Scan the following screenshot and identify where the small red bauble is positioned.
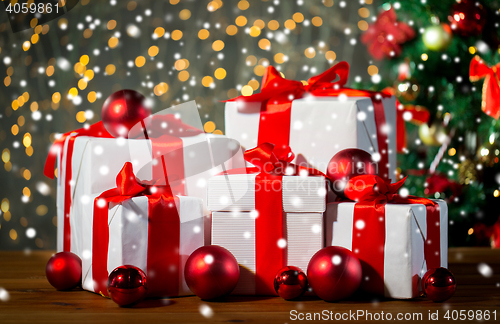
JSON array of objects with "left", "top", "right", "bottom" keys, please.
[
  {"left": 448, "top": 0, "right": 487, "bottom": 37},
  {"left": 101, "top": 89, "right": 152, "bottom": 138},
  {"left": 307, "top": 246, "right": 362, "bottom": 302},
  {"left": 326, "top": 149, "right": 378, "bottom": 197},
  {"left": 107, "top": 265, "right": 148, "bottom": 307},
  {"left": 274, "top": 266, "right": 308, "bottom": 300},
  {"left": 422, "top": 267, "right": 457, "bottom": 302},
  {"left": 46, "top": 251, "right": 82, "bottom": 290},
  {"left": 184, "top": 245, "right": 239, "bottom": 300}
]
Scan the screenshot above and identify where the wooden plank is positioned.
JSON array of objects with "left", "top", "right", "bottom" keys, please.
[{"left": 0, "top": 249, "right": 499, "bottom": 323}]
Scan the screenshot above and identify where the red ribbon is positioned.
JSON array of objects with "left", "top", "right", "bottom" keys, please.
[
  {"left": 344, "top": 175, "right": 442, "bottom": 295},
  {"left": 44, "top": 116, "right": 202, "bottom": 252},
  {"left": 225, "top": 62, "right": 392, "bottom": 179},
  {"left": 470, "top": 56, "right": 500, "bottom": 120},
  {"left": 221, "top": 143, "right": 324, "bottom": 295},
  {"left": 43, "top": 122, "right": 113, "bottom": 251},
  {"left": 92, "top": 162, "right": 180, "bottom": 297}
]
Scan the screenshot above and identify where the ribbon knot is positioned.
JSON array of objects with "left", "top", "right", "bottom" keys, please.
[
  {"left": 344, "top": 174, "right": 407, "bottom": 204},
  {"left": 244, "top": 143, "right": 295, "bottom": 173},
  {"left": 469, "top": 55, "right": 500, "bottom": 120}
]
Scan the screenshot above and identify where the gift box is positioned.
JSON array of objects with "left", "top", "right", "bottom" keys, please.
[
  {"left": 207, "top": 143, "right": 326, "bottom": 295},
  {"left": 224, "top": 62, "right": 397, "bottom": 183},
  {"left": 324, "top": 175, "right": 448, "bottom": 299},
  {"left": 46, "top": 116, "right": 243, "bottom": 256},
  {"left": 81, "top": 163, "right": 205, "bottom": 297}
]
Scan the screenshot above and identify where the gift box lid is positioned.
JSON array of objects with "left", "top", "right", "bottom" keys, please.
[{"left": 207, "top": 173, "right": 326, "bottom": 213}]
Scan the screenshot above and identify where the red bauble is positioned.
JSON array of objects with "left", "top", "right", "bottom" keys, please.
[
  {"left": 422, "top": 268, "right": 457, "bottom": 302},
  {"left": 274, "top": 266, "right": 308, "bottom": 300},
  {"left": 448, "top": 0, "right": 487, "bottom": 37},
  {"left": 45, "top": 252, "right": 82, "bottom": 290},
  {"left": 107, "top": 265, "right": 147, "bottom": 307},
  {"left": 101, "top": 89, "right": 152, "bottom": 138},
  {"left": 184, "top": 246, "right": 239, "bottom": 300},
  {"left": 326, "top": 149, "right": 378, "bottom": 197},
  {"left": 307, "top": 246, "right": 362, "bottom": 302}
]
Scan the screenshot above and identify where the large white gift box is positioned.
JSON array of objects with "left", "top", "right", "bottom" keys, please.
[
  {"left": 207, "top": 173, "right": 326, "bottom": 295},
  {"left": 325, "top": 200, "right": 448, "bottom": 299},
  {"left": 81, "top": 193, "right": 204, "bottom": 297},
  {"left": 55, "top": 132, "right": 243, "bottom": 256},
  {"left": 225, "top": 95, "right": 397, "bottom": 181}
]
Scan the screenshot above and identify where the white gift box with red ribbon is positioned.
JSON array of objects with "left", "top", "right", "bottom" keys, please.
[
  {"left": 224, "top": 63, "right": 397, "bottom": 185},
  {"left": 55, "top": 133, "right": 243, "bottom": 257},
  {"left": 207, "top": 173, "right": 326, "bottom": 295},
  {"left": 325, "top": 200, "right": 448, "bottom": 299},
  {"left": 80, "top": 194, "right": 204, "bottom": 297}
]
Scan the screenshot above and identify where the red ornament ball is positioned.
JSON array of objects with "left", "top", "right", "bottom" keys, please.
[
  {"left": 274, "top": 266, "right": 308, "bottom": 300},
  {"left": 448, "top": 0, "right": 487, "bottom": 37},
  {"left": 422, "top": 267, "right": 457, "bottom": 302},
  {"left": 107, "top": 265, "right": 148, "bottom": 307},
  {"left": 45, "top": 252, "right": 82, "bottom": 290},
  {"left": 326, "top": 149, "right": 378, "bottom": 197},
  {"left": 184, "top": 245, "right": 240, "bottom": 300},
  {"left": 307, "top": 246, "right": 362, "bottom": 302},
  {"left": 101, "top": 89, "right": 152, "bottom": 138}
]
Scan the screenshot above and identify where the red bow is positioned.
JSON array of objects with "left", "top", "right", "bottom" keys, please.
[
  {"left": 99, "top": 162, "right": 171, "bottom": 201},
  {"left": 469, "top": 56, "right": 500, "bottom": 119},
  {"left": 361, "top": 7, "right": 415, "bottom": 60},
  {"left": 240, "top": 143, "right": 324, "bottom": 177},
  {"left": 344, "top": 174, "right": 407, "bottom": 204},
  {"left": 227, "top": 61, "right": 387, "bottom": 110}
]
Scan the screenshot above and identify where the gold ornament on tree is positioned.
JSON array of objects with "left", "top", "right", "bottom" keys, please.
[
  {"left": 419, "top": 121, "right": 448, "bottom": 146},
  {"left": 422, "top": 23, "right": 453, "bottom": 51},
  {"left": 458, "top": 159, "right": 477, "bottom": 185}
]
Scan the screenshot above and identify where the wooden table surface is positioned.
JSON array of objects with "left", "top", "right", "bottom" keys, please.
[{"left": 0, "top": 248, "right": 499, "bottom": 323}]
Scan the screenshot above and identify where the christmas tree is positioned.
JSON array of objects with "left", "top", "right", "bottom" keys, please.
[{"left": 361, "top": 0, "right": 500, "bottom": 246}]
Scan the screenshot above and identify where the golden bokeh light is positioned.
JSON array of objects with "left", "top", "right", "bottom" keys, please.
[
  {"left": 148, "top": 46, "right": 159, "bottom": 57},
  {"left": 135, "top": 56, "right": 146, "bottom": 67},
  {"left": 284, "top": 19, "right": 296, "bottom": 30},
  {"left": 154, "top": 27, "right": 165, "bottom": 38},
  {"left": 105, "top": 64, "right": 116, "bottom": 75},
  {"left": 268, "top": 20, "right": 279, "bottom": 30},
  {"left": 293, "top": 12, "right": 304, "bottom": 23},
  {"left": 202, "top": 76, "right": 214, "bottom": 87},
  {"left": 179, "top": 9, "right": 191, "bottom": 20},
  {"left": 172, "top": 30, "right": 183, "bottom": 40},
  {"left": 367, "top": 65, "right": 379, "bottom": 76},
  {"left": 198, "top": 29, "right": 210, "bottom": 40},
  {"left": 358, "top": 20, "right": 369, "bottom": 31},
  {"left": 226, "top": 25, "right": 238, "bottom": 36},
  {"left": 108, "top": 36, "right": 119, "bottom": 48},
  {"left": 325, "top": 50, "right": 337, "bottom": 61},
  {"left": 312, "top": 16, "right": 323, "bottom": 27},
  {"left": 249, "top": 26, "right": 261, "bottom": 37},
  {"left": 88, "top": 91, "right": 97, "bottom": 103},
  {"left": 204, "top": 121, "right": 216, "bottom": 133},
  {"left": 76, "top": 111, "right": 86, "bottom": 123},
  {"left": 238, "top": 0, "right": 249, "bottom": 10},
  {"left": 258, "top": 38, "right": 271, "bottom": 50},
  {"left": 235, "top": 16, "right": 247, "bottom": 26},
  {"left": 248, "top": 79, "right": 259, "bottom": 90},
  {"left": 178, "top": 70, "right": 190, "bottom": 82},
  {"left": 212, "top": 40, "right": 225, "bottom": 51},
  {"left": 214, "top": 68, "right": 227, "bottom": 80},
  {"left": 241, "top": 85, "right": 254, "bottom": 96},
  {"left": 305, "top": 47, "right": 316, "bottom": 58}
]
